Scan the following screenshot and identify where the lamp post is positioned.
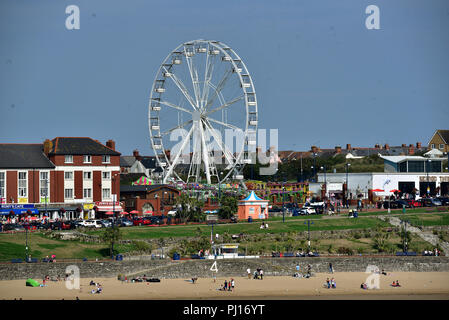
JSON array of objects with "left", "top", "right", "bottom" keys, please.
[
  {"left": 426, "top": 159, "right": 431, "bottom": 197},
  {"left": 345, "top": 163, "right": 351, "bottom": 209},
  {"left": 313, "top": 153, "right": 317, "bottom": 182},
  {"left": 400, "top": 219, "right": 409, "bottom": 253},
  {"left": 304, "top": 220, "right": 314, "bottom": 253},
  {"left": 111, "top": 172, "right": 120, "bottom": 259},
  {"left": 282, "top": 185, "right": 286, "bottom": 223},
  {"left": 320, "top": 165, "right": 327, "bottom": 214}
]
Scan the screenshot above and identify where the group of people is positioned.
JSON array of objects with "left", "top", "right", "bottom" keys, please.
[
  {"left": 247, "top": 268, "right": 264, "bottom": 280},
  {"left": 43, "top": 255, "right": 57, "bottom": 263},
  {"left": 89, "top": 280, "right": 103, "bottom": 294},
  {"left": 391, "top": 280, "right": 401, "bottom": 287},
  {"left": 423, "top": 248, "right": 441, "bottom": 256},
  {"left": 293, "top": 264, "right": 313, "bottom": 278},
  {"left": 260, "top": 222, "right": 269, "bottom": 229},
  {"left": 325, "top": 278, "right": 336, "bottom": 289},
  {"left": 218, "top": 279, "right": 235, "bottom": 291}
]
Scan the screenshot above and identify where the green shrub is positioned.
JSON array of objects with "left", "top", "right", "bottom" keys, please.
[
  {"left": 131, "top": 240, "right": 151, "bottom": 253},
  {"left": 337, "top": 247, "right": 353, "bottom": 255}
]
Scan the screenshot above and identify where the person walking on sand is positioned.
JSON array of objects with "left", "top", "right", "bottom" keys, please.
[
  {"left": 224, "top": 280, "right": 228, "bottom": 291},
  {"left": 260, "top": 269, "right": 264, "bottom": 280},
  {"left": 231, "top": 279, "right": 235, "bottom": 291},
  {"left": 247, "top": 268, "right": 251, "bottom": 279},
  {"left": 329, "top": 262, "right": 333, "bottom": 274}
]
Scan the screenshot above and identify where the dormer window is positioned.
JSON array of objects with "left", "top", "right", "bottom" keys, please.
[
  {"left": 102, "top": 155, "right": 110, "bottom": 164},
  {"left": 65, "top": 155, "right": 73, "bottom": 163}
]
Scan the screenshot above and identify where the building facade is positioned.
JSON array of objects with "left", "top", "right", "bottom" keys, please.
[{"left": 0, "top": 138, "right": 121, "bottom": 220}]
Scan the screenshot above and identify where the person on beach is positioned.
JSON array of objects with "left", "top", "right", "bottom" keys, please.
[
  {"left": 260, "top": 269, "right": 264, "bottom": 280},
  {"left": 224, "top": 280, "right": 228, "bottom": 291},
  {"left": 381, "top": 269, "right": 387, "bottom": 276},
  {"left": 326, "top": 278, "right": 330, "bottom": 289},
  {"left": 331, "top": 278, "right": 336, "bottom": 288},
  {"left": 231, "top": 279, "right": 235, "bottom": 291},
  {"left": 228, "top": 280, "right": 232, "bottom": 291},
  {"left": 247, "top": 268, "right": 251, "bottom": 279},
  {"left": 329, "top": 263, "right": 333, "bottom": 274}
]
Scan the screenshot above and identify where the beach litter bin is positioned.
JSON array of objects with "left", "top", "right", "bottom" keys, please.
[
  {"left": 115, "top": 254, "right": 123, "bottom": 261},
  {"left": 248, "top": 217, "right": 253, "bottom": 223}
]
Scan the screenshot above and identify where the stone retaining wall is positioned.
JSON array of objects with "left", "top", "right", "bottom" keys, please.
[{"left": 0, "top": 256, "right": 448, "bottom": 280}]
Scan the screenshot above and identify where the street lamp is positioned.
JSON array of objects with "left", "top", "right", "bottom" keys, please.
[
  {"left": 320, "top": 165, "right": 327, "bottom": 214},
  {"left": 313, "top": 153, "right": 317, "bottom": 182},
  {"left": 426, "top": 159, "right": 431, "bottom": 197},
  {"left": 111, "top": 172, "right": 120, "bottom": 259},
  {"left": 345, "top": 163, "right": 351, "bottom": 208},
  {"left": 282, "top": 186, "right": 286, "bottom": 223},
  {"left": 304, "top": 220, "right": 314, "bottom": 253},
  {"left": 400, "top": 219, "right": 409, "bottom": 253}
]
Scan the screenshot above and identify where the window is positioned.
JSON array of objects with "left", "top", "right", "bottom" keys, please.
[
  {"left": 430, "top": 144, "right": 435, "bottom": 149},
  {"left": 64, "top": 171, "right": 74, "bottom": 180},
  {"left": 439, "top": 144, "right": 445, "bottom": 150},
  {"left": 83, "top": 171, "right": 92, "bottom": 180},
  {"left": 40, "top": 172, "right": 49, "bottom": 198},
  {"left": 407, "top": 161, "right": 424, "bottom": 173},
  {"left": 64, "top": 188, "right": 73, "bottom": 199},
  {"left": 102, "top": 188, "right": 111, "bottom": 199},
  {"left": 83, "top": 188, "right": 92, "bottom": 198},
  {"left": 65, "top": 155, "right": 73, "bottom": 163},
  {"left": 102, "top": 155, "right": 110, "bottom": 163},
  {"left": 0, "top": 172, "right": 5, "bottom": 200},
  {"left": 18, "top": 172, "right": 27, "bottom": 197},
  {"left": 83, "top": 155, "right": 92, "bottom": 163},
  {"left": 102, "top": 171, "right": 111, "bottom": 180}
]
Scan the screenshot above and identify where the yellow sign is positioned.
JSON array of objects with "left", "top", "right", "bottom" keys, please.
[
  {"left": 222, "top": 245, "right": 238, "bottom": 249},
  {"left": 18, "top": 198, "right": 28, "bottom": 204},
  {"left": 40, "top": 197, "right": 49, "bottom": 204},
  {"left": 83, "top": 203, "right": 94, "bottom": 210}
]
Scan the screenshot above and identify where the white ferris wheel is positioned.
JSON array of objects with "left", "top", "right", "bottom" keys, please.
[{"left": 148, "top": 40, "right": 258, "bottom": 185}]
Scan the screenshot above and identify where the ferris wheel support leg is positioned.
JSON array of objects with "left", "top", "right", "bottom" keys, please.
[{"left": 199, "top": 120, "right": 212, "bottom": 184}]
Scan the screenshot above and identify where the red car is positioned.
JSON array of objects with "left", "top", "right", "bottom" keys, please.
[
  {"left": 133, "top": 217, "right": 151, "bottom": 226},
  {"left": 406, "top": 199, "right": 422, "bottom": 207},
  {"left": 23, "top": 223, "right": 37, "bottom": 231}
]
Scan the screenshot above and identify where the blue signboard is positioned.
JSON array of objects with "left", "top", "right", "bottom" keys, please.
[{"left": 0, "top": 204, "right": 38, "bottom": 215}]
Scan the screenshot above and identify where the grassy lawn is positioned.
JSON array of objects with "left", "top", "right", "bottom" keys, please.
[
  {"left": 82, "top": 217, "right": 390, "bottom": 240},
  {"left": 0, "top": 232, "right": 129, "bottom": 261},
  {"left": 400, "top": 213, "right": 449, "bottom": 227}
]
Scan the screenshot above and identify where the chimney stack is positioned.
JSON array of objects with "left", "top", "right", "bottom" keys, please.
[
  {"left": 106, "top": 139, "right": 116, "bottom": 151},
  {"left": 374, "top": 144, "right": 380, "bottom": 149},
  {"left": 335, "top": 146, "right": 342, "bottom": 154},
  {"left": 43, "top": 139, "right": 53, "bottom": 156},
  {"left": 416, "top": 142, "right": 422, "bottom": 149},
  {"left": 311, "top": 146, "right": 318, "bottom": 153},
  {"left": 384, "top": 144, "right": 390, "bottom": 150},
  {"left": 401, "top": 144, "right": 406, "bottom": 147},
  {"left": 346, "top": 144, "right": 352, "bottom": 150},
  {"left": 133, "top": 149, "right": 142, "bottom": 161},
  {"left": 408, "top": 145, "right": 415, "bottom": 155}
]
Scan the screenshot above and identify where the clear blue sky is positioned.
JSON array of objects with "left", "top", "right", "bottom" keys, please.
[{"left": 1, "top": 0, "right": 448, "bottom": 155}]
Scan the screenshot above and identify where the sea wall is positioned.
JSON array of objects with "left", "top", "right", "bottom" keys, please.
[{"left": 0, "top": 256, "right": 448, "bottom": 280}]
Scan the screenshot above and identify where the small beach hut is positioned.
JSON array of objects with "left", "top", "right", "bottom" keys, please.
[{"left": 237, "top": 191, "right": 269, "bottom": 220}]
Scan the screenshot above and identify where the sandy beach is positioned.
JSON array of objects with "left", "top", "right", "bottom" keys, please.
[{"left": 1, "top": 272, "right": 449, "bottom": 300}]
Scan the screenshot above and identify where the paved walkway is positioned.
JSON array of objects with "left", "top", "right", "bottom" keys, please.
[{"left": 377, "top": 216, "right": 449, "bottom": 256}]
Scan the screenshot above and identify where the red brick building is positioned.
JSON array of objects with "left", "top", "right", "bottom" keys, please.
[{"left": 0, "top": 138, "right": 121, "bottom": 220}]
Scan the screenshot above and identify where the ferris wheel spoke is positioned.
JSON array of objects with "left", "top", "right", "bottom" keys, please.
[
  {"left": 204, "top": 68, "right": 232, "bottom": 111},
  {"left": 164, "top": 124, "right": 194, "bottom": 183},
  {"left": 207, "top": 118, "right": 241, "bottom": 131},
  {"left": 184, "top": 48, "right": 201, "bottom": 108},
  {"left": 153, "top": 99, "right": 193, "bottom": 115},
  {"left": 163, "top": 66, "right": 197, "bottom": 110},
  {"left": 199, "top": 122, "right": 212, "bottom": 184},
  {"left": 204, "top": 95, "right": 244, "bottom": 116},
  {"left": 160, "top": 120, "right": 193, "bottom": 137},
  {"left": 202, "top": 119, "right": 237, "bottom": 166},
  {"left": 201, "top": 47, "right": 215, "bottom": 109}
]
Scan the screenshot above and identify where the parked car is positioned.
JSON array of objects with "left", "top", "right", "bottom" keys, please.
[
  {"left": 117, "top": 218, "right": 133, "bottom": 227},
  {"left": 100, "top": 219, "right": 112, "bottom": 228},
  {"left": 387, "top": 200, "right": 412, "bottom": 209},
  {"left": 79, "top": 220, "right": 102, "bottom": 228},
  {"left": 418, "top": 198, "right": 442, "bottom": 207},
  {"left": 436, "top": 197, "right": 449, "bottom": 206},
  {"left": 405, "top": 199, "right": 422, "bottom": 207},
  {"left": 23, "top": 223, "right": 37, "bottom": 231},
  {"left": 298, "top": 206, "right": 316, "bottom": 215},
  {"left": 133, "top": 217, "right": 151, "bottom": 226},
  {"left": 2, "top": 223, "right": 25, "bottom": 231}
]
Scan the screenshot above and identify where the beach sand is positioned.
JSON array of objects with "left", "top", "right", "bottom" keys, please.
[{"left": 1, "top": 272, "right": 449, "bottom": 300}]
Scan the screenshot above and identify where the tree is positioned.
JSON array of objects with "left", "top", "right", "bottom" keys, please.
[
  {"left": 101, "top": 226, "right": 122, "bottom": 257},
  {"left": 218, "top": 196, "right": 238, "bottom": 219}
]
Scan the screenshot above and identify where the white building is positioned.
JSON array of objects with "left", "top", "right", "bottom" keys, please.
[{"left": 317, "top": 155, "right": 449, "bottom": 199}]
